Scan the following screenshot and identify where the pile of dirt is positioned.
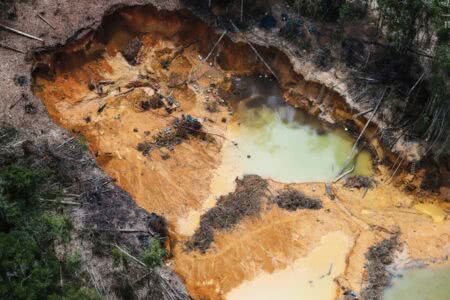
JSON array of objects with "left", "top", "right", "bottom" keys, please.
[
  {"left": 361, "top": 233, "right": 400, "bottom": 300},
  {"left": 273, "top": 189, "right": 322, "bottom": 211},
  {"left": 344, "top": 176, "right": 374, "bottom": 189},
  {"left": 137, "top": 115, "right": 206, "bottom": 156},
  {"left": 186, "top": 175, "right": 269, "bottom": 253}
]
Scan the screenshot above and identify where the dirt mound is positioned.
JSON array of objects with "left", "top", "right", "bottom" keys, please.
[
  {"left": 344, "top": 176, "right": 374, "bottom": 189},
  {"left": 274, "top": 189, "right": 322, "bottom": 211},
  {"left": 186, "top": 175, "right": 269, "bottom": 253}
]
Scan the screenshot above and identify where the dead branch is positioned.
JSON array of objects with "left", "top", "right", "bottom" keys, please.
[
  {"left": 94, "top": 228, "right": 149, "bottom": 233},
  {"left": 113, "top": 244, "right": 147, "bottom": 268},
  {"left": 353, "top": 108, "right": 373, "bottom": 118},
  {"left": 0, "top": 24, "right": 44, "bottom": 42},
  {"left": 98, "top": 80, "right": 115, "bottom": 85},
  {"left": 0, "top": 43, "right": 25, "bottom": 54},
  {"left": 204, "top": 30, "right": 227, "bottom": 62},
  {"left": 337, "top": 88, "right": 387, "bottom": 177},
  {"left": 386, "top": 156, "right": 405, "bottom": 183},
  {"left": 319, "top": 264, "right": 333, "bottom": 279},
  {"left": 37, "top": 13, "right": 56, "bottom": 30},
  {"left": 9, "top": 97, "right": 24, "bottom": 109},
  {"left": 56, "top": 136, "right": 77, "bottom": 149},
  {"left": 334, "top": 164, "right": 355, "bottom": 183},
  {"left": 40, "top": 199, "right": 81, "bottom": 205}
]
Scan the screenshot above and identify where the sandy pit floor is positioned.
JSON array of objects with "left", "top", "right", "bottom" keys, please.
[{"left": 33, "top": 6, "right": 450, "bottom": 300}]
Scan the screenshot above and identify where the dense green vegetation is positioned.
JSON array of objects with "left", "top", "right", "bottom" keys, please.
[
  {"left": 287, "top": 0, "right": 368, "bottom": 22},
  {"left": 377, "top": 0, "right": 450, "bottom": 156},
  {"left": 0, "top": 164, "right": 99, "bottom": 299},
  {"left": 286, "top": 0, "right": 449, "bottom": 157}
]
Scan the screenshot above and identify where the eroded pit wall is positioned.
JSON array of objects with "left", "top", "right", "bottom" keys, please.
[{"left": 32, "top": 4, "right": 388, "bottom": 219}]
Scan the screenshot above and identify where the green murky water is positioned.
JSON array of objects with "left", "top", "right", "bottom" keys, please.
[
  {"left": 223, "top": 77, "right": 372, "bottom": 183},
  {"left": 384, "top": 266, "right": 450, "bottom": 300},
  {"left": 177, "top": 77, "right": 373, "bottom": 235}
]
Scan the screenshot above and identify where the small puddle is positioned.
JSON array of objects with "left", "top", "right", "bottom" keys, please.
[
  {"left": 178, "top": 77, "right": 372, "bottom": 235},
  {"left": 383, "top": 266, "right": 450, "bottom": 300},
  {"left": 226, "top": 231, "right": 352, "bottom": 300}
]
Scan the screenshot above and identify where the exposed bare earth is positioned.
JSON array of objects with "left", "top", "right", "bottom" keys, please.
[
  {"left": 29, "top": 5, "right": 450, "bottom": 300},
  {"left": 1, "top": 1, "right": 449, "bottom": 300}
]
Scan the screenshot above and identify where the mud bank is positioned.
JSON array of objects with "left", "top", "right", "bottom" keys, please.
[{"left": 30, "top": 4, "right": 449, "bottom": 300}]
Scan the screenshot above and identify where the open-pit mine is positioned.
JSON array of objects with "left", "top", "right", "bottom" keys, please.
[{"left": 31, "top": 5, "right": 449, "bottom": 300}]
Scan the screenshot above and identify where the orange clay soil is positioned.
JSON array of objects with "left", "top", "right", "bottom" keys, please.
[{"left": 33, "top": 6, "right": 449, "bottom": 300}]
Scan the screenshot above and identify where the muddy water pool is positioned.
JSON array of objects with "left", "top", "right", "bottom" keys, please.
[
  {"left": 383, "top": 266, "right": 450, "bottom": 300},
  {"left": 226, "top": 231, "right": 352, "bottom": 300},
  {"left": 178, "top": 77, "right": 373, "bottom": 235},
  {"left": 221, "top": 77, "right": 373, "bottom": 183}
]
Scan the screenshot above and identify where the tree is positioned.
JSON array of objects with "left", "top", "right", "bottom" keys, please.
[
  {"left": 140, "top": 238, "right": 166, "bottom": 268},
  {"left": 377, "top": 0, "right": 433, "bottom": 52},
  {"left": 0, "top": 164, "right": 98, "bottom": 299}
]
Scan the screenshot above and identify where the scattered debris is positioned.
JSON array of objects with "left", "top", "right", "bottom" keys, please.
[
  {"left": 273, "top": 189, "right": 322, "bottom": 211},
  {"left": 137, "top": 141, "right": 153, "bottom": 156},
  {"left": 361, "top": 233, "right": 400, "bottom": 300},
  {"left": 97, "top": 103, "right": 107, "bottom": 114},
  {"left": 121, "top": 38, "right": 143, "bottom": 65},
  {"left": 14, "top": 75, "right": 28, "bottom": 86},
  {"left": 137, "top": 115, "right": 207, "bottom": 157},
  {"left": 24, "top": 103, "right": 37, "bottom": 114},
  {"left": 205, "top": 100, "right": 219, "bottom": 112},
  {"left": 344, "top": 176, "right": 374, "bottom": 189},
  {"left": 160, "top": 153, "right": 170, "bottom": 160},
  {"left": 186, "top": 176, "right": 269, "bottom": 252}
]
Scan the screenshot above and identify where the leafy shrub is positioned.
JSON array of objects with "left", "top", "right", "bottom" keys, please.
[{"left": 140, "top": 238, "right": 166, "bottom": 268}]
